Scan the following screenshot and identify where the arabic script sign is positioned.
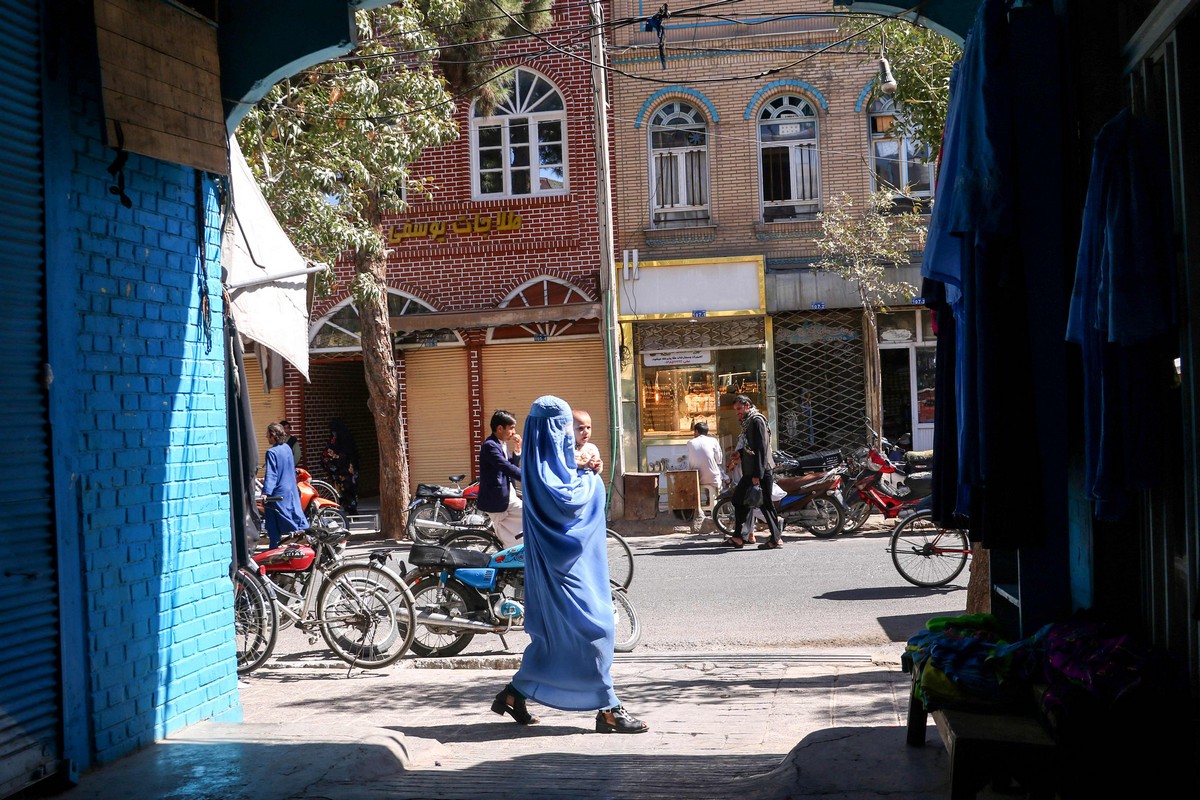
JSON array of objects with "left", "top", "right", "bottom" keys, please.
[{"left": 387, "top": 211, "right": 523, "bottom": 244}]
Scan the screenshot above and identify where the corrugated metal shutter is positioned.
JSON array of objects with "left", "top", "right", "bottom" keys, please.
[
  {"left": 481, "top": 340, "right": 610, "bottom": 472},
  {"left": 243, "top": 355, "right": 285, "bottom": 446},
  {"left": 405, "top": 348, "right": 472, "bottom": 488},
  {"left": 0, "top": 1, "right": 63, "bottom": 795}
]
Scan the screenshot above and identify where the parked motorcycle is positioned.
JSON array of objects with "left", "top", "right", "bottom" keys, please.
[
  {"left": 713, "top": 449, "right": 847, "bottom": 539},
  {"left": 406, "top": 474, "right": 485, "bottom": 543},
  {"left": 401, "top": 540, "right": 641, "bottom": 657},
  {"left": 840, "top": 441, "right": 932, "bottom": 533},
  {"left": 297, "top": 467, "right": 348, "bottom": 530}
]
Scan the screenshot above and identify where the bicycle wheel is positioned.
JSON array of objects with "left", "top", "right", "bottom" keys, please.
[
  {"left": 310, "top": 505, "right": 348, "bottom": 532},
  {"left": 442, "top": 528, "right": 503, "bottom": 554},
  {"left": 233, "top": 568, "right": 277, "bottom": 676},
  {"left": 311, "top": 479, "right": 339, "bottom": 503},
  {"left": 611, "top": 585, "right": 641, "bottom": 653},
  {"left": 889, "top": 511, "right": 970, "bottom": 587},
  {"left": 407, "top": 501, "right": 452, "bottom": 544},
  {"left": 841, "top": 499, "right": 872, "bottom": 534},
  {"left": 713, "top": 499, "right": 737, "bottom": 536},
  {"left": 317, "top": 562, "right": 414, "bottom": 668},
  {"left": 801, "top": 496, "right": 845, "bottom": 538},
  {"left": 406, "top": 571, "right": 485, "bottom": 657},
  {"left": 606, "top": 529, "right": 634, "bottom": 590}
]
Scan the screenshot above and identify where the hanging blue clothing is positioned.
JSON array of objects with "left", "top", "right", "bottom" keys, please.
[
  {"left": 512, "top": 395, "right": 619, "bottom": 712},
  {"left": 262, "top": 442, "right": 308, "bottom": 548}
]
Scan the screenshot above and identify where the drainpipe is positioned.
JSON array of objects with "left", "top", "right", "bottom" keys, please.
[{"left": 590, "top": 0, "right": 625, "bottom": 518}]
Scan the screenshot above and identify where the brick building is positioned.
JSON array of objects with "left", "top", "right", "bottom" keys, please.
[
  {"left": 279, "top": 3, "right": 617, "bottom": 495},
  {"left": 606, "top": 0, "right": 933, "bottom": 474}
]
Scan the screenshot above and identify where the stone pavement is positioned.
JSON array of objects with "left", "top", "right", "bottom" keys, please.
[{"left": 49, "top": 647, "right": 1035, "bottom": 800}]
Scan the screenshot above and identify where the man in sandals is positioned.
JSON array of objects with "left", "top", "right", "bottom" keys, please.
[{"left": 724, "top": 395, "right": 784, "bottom": 550}]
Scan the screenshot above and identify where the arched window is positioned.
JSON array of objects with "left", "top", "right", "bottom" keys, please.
[
  {"left": 471, "top": 68, "right": 567, "bottom": 198},
  {"left": 488, "top": 277, "right": 598, "bottom": 342},
  {"left": 758, "top": 95, "right": 820, "bottom": 222},
  {"left": 310, "top": 291, "right": 460, "bottom": 354},
  {"left": 649, "top": 101, "right": 710, "bottom": 227},
  {"left": 868, "top": 98, "right": 932, "bottom": 202}
]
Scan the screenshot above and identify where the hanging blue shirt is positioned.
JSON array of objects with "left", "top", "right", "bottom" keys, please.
[{"left": 512, "top": 395, "right": 619, "bottom": 712}]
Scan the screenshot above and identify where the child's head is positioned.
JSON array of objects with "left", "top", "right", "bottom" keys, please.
[
  {"left": 573, "top": 410, "right": 592, "bottom": 448},
  {"left": 490, "top": 409, "right": 517, "bottom": 439}
]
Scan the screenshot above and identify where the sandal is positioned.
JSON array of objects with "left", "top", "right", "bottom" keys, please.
[
  {"left": 492, "top": 683, "right": 540, "bottom": 725},
  {"left": 757, "top": 540, "right": 783, "bottom": 550},
  {"left": 596, "top": 706, "right": 649, "bottom": 734},
  {"left": 718, "top": 537, "right": 744, "bottom": 549}
]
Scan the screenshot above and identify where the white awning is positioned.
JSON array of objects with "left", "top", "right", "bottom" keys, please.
[{"left": 222, "top": 137, "right": 313, "bottom": 381}]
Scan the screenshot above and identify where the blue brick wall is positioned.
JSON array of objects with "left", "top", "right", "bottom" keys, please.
[{"left": 61, "top": 83, "right": 240, "bottom": 763}]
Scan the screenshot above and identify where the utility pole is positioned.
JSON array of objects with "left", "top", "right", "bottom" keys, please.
[{"left": 590, "top": 0, "right": 625, "bottom": 518}]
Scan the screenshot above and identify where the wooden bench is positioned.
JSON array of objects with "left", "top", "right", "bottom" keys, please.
[{"left": 906, "top": 678, "right": 1059, "bottom": 800}]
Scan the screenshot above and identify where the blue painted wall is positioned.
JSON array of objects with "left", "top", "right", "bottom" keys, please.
[{"left": 46, "top": 34, "right": 239, "bottom": 765}]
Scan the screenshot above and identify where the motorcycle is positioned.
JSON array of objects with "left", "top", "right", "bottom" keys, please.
[
  {"left": 406, "top": 474, "right": 486, "bottom": 543},
  {"left": 401, "top": 540, "right": 641, "bottom": 657},
  {"left": 254, "top": 468, "right": 348, "bottom": 533},
  {"left": 839, "top": 440, "right": 933, "bottom": 533},
  {"left": 713, "top": 449, "right": 847, "bottom": 539}
]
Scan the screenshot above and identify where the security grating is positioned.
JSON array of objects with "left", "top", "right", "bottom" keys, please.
[
  {"left": 636, "top": 318, "right": 764, "bottom": 351},
  {"left": 772, "top": 309, "right": 867, "bottom": 457}
]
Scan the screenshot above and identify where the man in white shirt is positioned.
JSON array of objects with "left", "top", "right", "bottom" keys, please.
[{"left": 686, "top": 422, "right": 725, "bottom": 519}]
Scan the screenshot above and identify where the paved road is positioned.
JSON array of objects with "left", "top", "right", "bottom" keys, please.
[{"left": 262, "top": 518, "right": 968, "bottom": 668}]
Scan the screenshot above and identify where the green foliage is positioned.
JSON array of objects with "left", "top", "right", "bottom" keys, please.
[
  {"left": 815, "top": 192, "right": 927, "bottom": 313},
  {"left": 836, "top": 9, "right": 961, "bottom": 153},
  {"left": 235, "top": 3, "right": 462, "bottom": 268}
]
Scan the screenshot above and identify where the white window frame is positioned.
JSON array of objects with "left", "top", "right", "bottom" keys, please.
[
  {"left": 758, "top": 95, "right": 821, "bottom": 222},
  {"left": 647, "top": 101, "right": 710, "bottom": 228},
  {"left": 470, "top": 68, "right": 568, "bottom": 199},
  {"left": 867, "top": 98, "right": 933, "bottom": 200}
]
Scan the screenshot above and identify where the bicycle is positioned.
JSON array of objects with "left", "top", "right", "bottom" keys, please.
[
  {"left": 233, "top": 565, "right": 278, "bottom": 676},
  {"left": 251, "top": 524, "right": 416, "bottom": 669},
  {"left": 439, "top": 526, "right": 634, "bottom": 590},
  {"left": 887, "top": 510, "right": 971, "bottom": 587}
]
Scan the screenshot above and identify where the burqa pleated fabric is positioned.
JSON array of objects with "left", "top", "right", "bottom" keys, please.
[{"left": 511, "top": 395, "right": 619, "bottom": 712}]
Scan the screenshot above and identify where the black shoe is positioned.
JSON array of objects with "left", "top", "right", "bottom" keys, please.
[
  {"left": 596, "top": 706, "right": 648, "bottom": 734},
  {"left": 492, "top": 683, "right": 539, "bottom": 725}
]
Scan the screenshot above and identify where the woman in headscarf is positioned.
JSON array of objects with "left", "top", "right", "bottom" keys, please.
[
  {"left": 490, "top": 396, "right": 648, "bottom": 734},
  {"left": 320, "top": 417, "right": 359, "bottom": 513}
]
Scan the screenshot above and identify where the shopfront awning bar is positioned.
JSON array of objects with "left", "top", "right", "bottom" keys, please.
[{"left": 389, "top": 302, "right": 601, "bottom": 333}]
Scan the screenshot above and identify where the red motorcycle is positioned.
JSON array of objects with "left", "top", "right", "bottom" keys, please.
[
  {"left": 255, "top": 468, "right": 347, "bottom": 532},
  {"left": 840, "top": 443, "right": 932, "bottom": 533},
  {"left": 405, "top": 474, "right": 486, "bottom": 543}
]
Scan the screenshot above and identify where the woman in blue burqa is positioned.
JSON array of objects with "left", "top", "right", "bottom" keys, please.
[{"left": 491, "top": 396, "right": 648, "bottom": 734}]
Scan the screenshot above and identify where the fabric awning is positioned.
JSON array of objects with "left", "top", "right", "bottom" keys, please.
[{"left": 222, "top": 137, "right": 312, "bottom": 381}]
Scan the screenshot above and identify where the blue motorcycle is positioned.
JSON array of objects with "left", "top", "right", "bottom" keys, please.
[{"left": 401, "top": 540, "right": 641, "bottom": 657}]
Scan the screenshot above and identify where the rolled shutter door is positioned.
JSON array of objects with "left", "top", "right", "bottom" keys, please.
[
  {"left": 405, "top": 348, "right": 471, "bottom": 488},
  {"left": 243, "top": 355, "right": 286, "bottom": 447},
  {"left": 480, "top": 340, "right": 610, "bottom": 473},
  {"left": 0, "top": 1, "right": 63, "bottom": 795}
]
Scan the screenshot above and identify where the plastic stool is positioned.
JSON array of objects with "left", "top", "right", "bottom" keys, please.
[{"left": 698, "top": 484, "right": 719, "bottom": 518}]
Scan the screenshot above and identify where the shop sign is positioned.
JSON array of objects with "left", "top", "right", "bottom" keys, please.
[
  {"left": 777, "top": 323, "right": 860, "bottom": 345},
  {"left": 386, "top": 210, "right": 523, "bottom": 244},
  {"left": 643, "top": 349, "right": 711, "bottom": 366}
]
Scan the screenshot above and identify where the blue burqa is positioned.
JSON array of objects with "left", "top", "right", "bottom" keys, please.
[{"left": 512, "top": 396, "right": 619, "bottom": 712}]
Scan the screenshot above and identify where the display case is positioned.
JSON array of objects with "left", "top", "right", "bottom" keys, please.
[{"left": 640, "top": 367, "right": 717, "bottom": 435}]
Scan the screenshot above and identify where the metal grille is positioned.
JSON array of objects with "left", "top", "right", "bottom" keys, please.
[
  {"left": 636, "top": 318, "right": 764, "bottom": 352},
  {"left": 772, "top": 310, "right": 867, "bottom": 456}
]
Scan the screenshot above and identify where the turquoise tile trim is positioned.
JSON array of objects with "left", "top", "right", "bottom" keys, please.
[{"left": 634, "top": 86, "right": 720, "bottom": 128}]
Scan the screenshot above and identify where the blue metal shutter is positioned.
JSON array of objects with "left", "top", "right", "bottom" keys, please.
[{"left": 0, "top": 0, "right": 62, "bottom": 795}]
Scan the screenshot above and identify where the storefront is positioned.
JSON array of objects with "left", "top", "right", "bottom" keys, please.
[
  {"left": 617, "top": 256, "right": 771, "bottom": 474},
  {"left": 875, "top": 308, "right": 936, "bottom": 451}
]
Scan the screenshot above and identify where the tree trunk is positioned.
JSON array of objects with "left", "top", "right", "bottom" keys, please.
[
  {"left": 355, "top": 211, "right": 410, "bottom": 540},
  {"left": 965, "top": 544, "right": 991, "bottom": 614}
]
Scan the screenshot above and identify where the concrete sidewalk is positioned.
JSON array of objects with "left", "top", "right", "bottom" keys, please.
[{"left": 48, "top": 648, "right": 1029, "bottom": 800}]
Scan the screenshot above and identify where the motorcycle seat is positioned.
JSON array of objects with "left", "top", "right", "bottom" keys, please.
[
  {"left": 775, "top": 471, "right": 830, "bottom": 494},
  {"left": 416, "top": 483, "right": 464, "bottom": 499},
  {"left": 408, "top": 543, "right": 492, "bottom": 569}
]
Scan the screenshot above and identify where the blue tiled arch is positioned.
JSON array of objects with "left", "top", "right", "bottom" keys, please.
[
  {"left": 743, "top": 80, "right": 829, "bottom": 120},
  {"left": 855, "top": 79, "right": 877, "bottom": 113},
  {"left": 634, "top": 87, "right": 720, "bottom": 128}
]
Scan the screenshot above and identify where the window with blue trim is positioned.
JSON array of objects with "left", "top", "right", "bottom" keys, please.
[
  {"left": 649, "top": 101, "right": 710, "bottom": 227},
  {"left": 758, "top": 95, "right": 820, "bottom": 222},
  {"left": 868, "top": 98, "right": 931, "bottom": 203},
  {"left": 472, "top": 68, "right": 567, "bottom": 198}
]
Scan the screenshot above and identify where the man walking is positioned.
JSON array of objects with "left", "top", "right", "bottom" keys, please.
[
  {"left": 479, "top": 409, "right": 523, "bottom": 548},
  {"left": 724, "top": 395, "right": 783, "bottom": 550}
]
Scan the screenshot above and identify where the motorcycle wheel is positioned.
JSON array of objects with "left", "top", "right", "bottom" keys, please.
[
  {"left": 407, "top": 501, "right": 453, "bottom": 544},
  {"left": 713, "top": 499, "right": 737, "bottom": 536},
  {"left": 611, "top": 585, "right": 641, "bottom": 653},
  {"left": 406, "top": 571, "right": 485, "bottom": 657},
  {"left": 309, "top": 505, "right": 348, "bottom": 532},
  {"left": 801, "top": 497, "right": 845, "bottom": 538},
  {"left": 841, "top": 500, "right": 872, "bottom": 534}
]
